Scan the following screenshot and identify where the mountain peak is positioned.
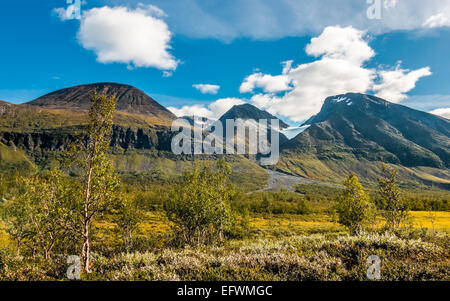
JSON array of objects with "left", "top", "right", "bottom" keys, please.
[
  {"left": 27, "top": 82, "right": 176, "bottom": 120},
  {"left": 304, "top": 93, "right": 393, "bottom": 126},
  {"left": 219, "top": 103, "right": 289, "bottom": 129},
  {"left": 284, "top": 92, "right": 450, "bottom": 176},
  {"left": 324, "top": 93, "right": 388, "bottom": 106}
]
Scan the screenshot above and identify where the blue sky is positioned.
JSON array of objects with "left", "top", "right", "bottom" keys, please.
[{"left": 1, "top": 0, "right": 450, "bottom": 123}]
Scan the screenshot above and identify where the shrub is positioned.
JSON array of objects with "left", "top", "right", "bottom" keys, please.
[
  {"left": 335, "top": 174, "right": 376, "bottom": 234},
  {"left": 163, "top": 159, "right": 234, "bottom": 246}
]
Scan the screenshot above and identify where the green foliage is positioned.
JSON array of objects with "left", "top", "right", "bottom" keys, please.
[
  {"left": 335, "top": 174, "right": 376, "bottom": 234},
  {"left": 163, "top": 159, "right": 234, "bottom": 246},
  {"left": 404, "top": 191, "right": 449, "bottom": 211},
  {"left": 376, "top": 164, "right": 409, "bottom": 230},
  {"left": 0, "top": 143, "right": 36, "bottom": 176},
  {"left": 57, "top": 232, "right": 450, "bottom": 281},
  {"left": 62, "top": 91, "right": 121, "bottom": 272},
  {"left": 233, "top": 190, "right": 312, "bottom": 215},
  {"left": 114, "top": 197, "right": 144, "bottom": 251},
  {"left": 0, "top": 170, "right": 80, "bottom": 258}
]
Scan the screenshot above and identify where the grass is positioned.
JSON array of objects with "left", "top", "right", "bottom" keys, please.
[
  {"left": 409, "top": 211, "right": 450, "bottom": 232},
  {"left": 91, "top": 211, "right": 450, "bottom": 247},
  {"left": 1, "top": 208, "right": 449, "bottom": 281},
  {"left": 114, "top": 153, "right": 269, "bottom": 192},
  {"left": 276, "top": 151, "right": 450, "bottom": 187},
  {"left": 0, "top": 142, "right": 36, "bottom": 174},
  {"left": 7, "top": 232, "right": 446, "bottom": 281},
  {"left": 1, "top": 211, "right": 449, "bottom": 251},
  {"left": 250, "top": 214, "right": 344, "bottom": 236},
  {"left": 0, "top": 103, "right": 172, "bottom": 132}
]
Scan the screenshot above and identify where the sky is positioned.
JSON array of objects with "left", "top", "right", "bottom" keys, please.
[{"left": 1, "top": 0, "right": 450, "bottom": 124}]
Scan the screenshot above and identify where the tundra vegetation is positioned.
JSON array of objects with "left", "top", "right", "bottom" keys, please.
[{"left": 0, "top": 94, "right": 449, "bottom": 281}]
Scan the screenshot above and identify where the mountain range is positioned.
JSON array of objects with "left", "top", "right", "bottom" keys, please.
[
  {"left": 0, "top": 83, "right": 449, "bottom": 189},
  {"left": 277, "top": 93, "right": 450, "bottom": 186}
]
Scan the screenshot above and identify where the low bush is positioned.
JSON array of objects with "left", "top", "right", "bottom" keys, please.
[{"left": 3, "top": 232, "right": 446, "bottom": 281}]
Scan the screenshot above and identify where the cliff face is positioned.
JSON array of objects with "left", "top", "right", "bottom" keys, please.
[
  {"left": 0, "top": 125, "right": 174, "bottom": 155},
  {"left": 109, "top": 125, "right": 173, "bottom": 151}
]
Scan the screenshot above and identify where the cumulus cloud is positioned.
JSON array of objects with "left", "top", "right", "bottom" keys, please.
[
  {"left": 208, "top": 98, "right": 246, "bottom": 118},
  {"left": 429, "top": 108, "right": 450, "bottom": 119},
  {"left": 240, "top": 72, "right": 293, "bottom": 94},
  {"left": 239, "top": 26, "right": 431, "bottom": 122},
  {"left": 305, "top": 26, "right": 375, "bottom": 65},
  {"left": 193, "top": 84, "right": 220, "bottom": 95},
  {"left": 168, "top": 98, "right": 245, "bottom": 119},
  {"left": 373, "top": 65, "right": 432, "bottom": 102},
  {"left": 77, "top": 5, "right": 178, "bottom": 70},
  {"left": 149, "top": 0, "right": 450, "bottom": 41},
  {"left": 168, "top": 105, "right": 213, "bottom": 119}
]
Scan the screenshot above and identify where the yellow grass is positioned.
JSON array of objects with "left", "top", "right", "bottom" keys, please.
[
  {"left": 1, "top": 211, "right": 449, "bottom": 251},
  {"left": 250, "top": 214, "right": 344, "bottom": 234},
  {"left": 409, "top": 211, "right": 450, "bottom": 232}
]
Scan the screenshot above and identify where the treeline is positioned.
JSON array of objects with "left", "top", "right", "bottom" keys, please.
[{"left": 232, "top": 190, "right": 312, "bottom": 215}]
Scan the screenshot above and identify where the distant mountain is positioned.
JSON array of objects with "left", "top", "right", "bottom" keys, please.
[
  {"left": 219, "top": 103, "right": 289, "bottom": 129},
  {"left": 3, "top": 84, "right": 450, "bottom": 188},
  {"left": 0, "top": 83, "right": 181, "bottom": 165},
  {"left": 218, "top": 103, "right": 290, "bottom": 146},
  {"left": 277, "top": 93, "right": 450, "bottom": 185},
  {"left": 0, "top": 84, "right": 268, "bottom": 191},
  {"left": 27, "top": 83, "right": 176, "bottom": 121}
]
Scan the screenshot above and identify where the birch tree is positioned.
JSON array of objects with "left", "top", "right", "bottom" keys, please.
[{"left": 69, "top": 91, "right": 119, "bottom": 273}]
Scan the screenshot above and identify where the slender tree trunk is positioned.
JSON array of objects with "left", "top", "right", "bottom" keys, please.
[
  {"left": 82, "top": 220, "right": 91, "bottom": 273},
  {"left": 82, "top": 165, "right": 93, "bottom": 273}
]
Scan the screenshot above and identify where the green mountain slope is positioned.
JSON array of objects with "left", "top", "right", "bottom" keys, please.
[
  {"left": 277, "top": 93, "right": 450, "bottom": 187},
  {"left": 0, "top": 142, "right": 36, "bottom": 174},
  {"left": 0, "top": 84, "right": 269, "bottom": 191}
]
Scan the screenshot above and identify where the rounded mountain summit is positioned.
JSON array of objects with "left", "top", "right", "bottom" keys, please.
[{"left": 27, "top": 83, "right": 176, "bottom": 121}]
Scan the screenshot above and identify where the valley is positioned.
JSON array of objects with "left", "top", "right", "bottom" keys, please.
[{"left": 0, "top": 83, "right": 448, "bottom": 281}]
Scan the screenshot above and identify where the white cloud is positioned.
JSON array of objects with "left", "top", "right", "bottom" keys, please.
[
  {"left": 240, "top": 72, "right": 293, "bottom": 94},
  {"left": 281, "top": 60, "right": 294, "bottom": 75},
  {"left": 149, "top": 0, "right": 450, "bottom": 41},
  {"left": 208, "top": 98, "right": 246, "bottom": 118},
  {"left": 305, "top": 26, "right": 375, "bottom": 65},
  {"left": 429, "top": 108, "right": 450, "bottom": 119},
  {"left": 77, "top": 5, "right": 178, "bottom": 70},
  {"left": 238, "top": 26, "right": 431, "bottom": 122},
  {"left": 168, "top": 98, "right": 245, "bottom": 119},
  {"left": 373, "top": 65, "right": 432, "bottom": 102},
  {"left": 193, "top": 84, "right": 220, "bottom": 95},
  {"left": 140, "top": 4, "right": 167, "bottom": 18},
  {"left": 423, "top": 13, "right": 450, "bottom": 28},
  {"left": 168, "top": 105, "right": 213, "bottom": 119}
]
